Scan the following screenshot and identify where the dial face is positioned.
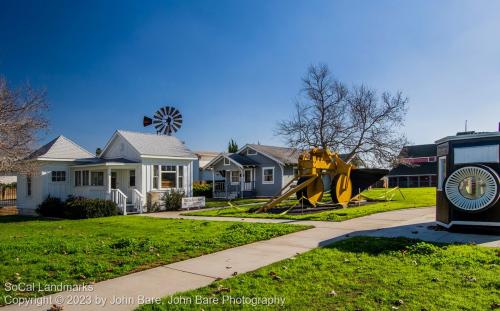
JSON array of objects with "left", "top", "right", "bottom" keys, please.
[
  {"left": 444, "top": 165, "right": 499, "bottom": 212},
  {"left": 151, "top": 106, "right": 183, "bottom": 135}
]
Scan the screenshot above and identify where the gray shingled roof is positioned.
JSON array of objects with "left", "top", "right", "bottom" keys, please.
[
  {"left": 29, "top": 135, "right": 94, "bottom": 160},
  {"left": 246, "top": 144, "right": 303, "bottom": 165},
  {"left": 117, "top": 130, "right": 197, "bottom": 159},
  {"left": 398, "top": 144, "right": 437, "bottom": 158},
  {"left": 389, "top": 162, "right": 437, "bottom": 176},
  {"left": 228, "top": 153, "right": 259, "bottom": 166}
]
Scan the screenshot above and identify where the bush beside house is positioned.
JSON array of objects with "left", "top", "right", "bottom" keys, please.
[
  {"left": 163, "top": 190, "right": 185, "bottom": 211},
  {"left": 193, "top": 183, "right": 212, "bottom": 198},
  {"left": 37, "top": 196, "right": 119, "bottom": 219}
]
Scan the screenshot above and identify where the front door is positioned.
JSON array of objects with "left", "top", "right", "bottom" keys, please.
[
  {"left": 111, "top": 172, "right": 117, "bottom": 189},
  {"left": 244, "top": 169, "right": 253, "bottom": 191}
]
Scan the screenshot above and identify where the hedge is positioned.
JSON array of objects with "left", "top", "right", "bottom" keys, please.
[
  {"left": 193, "top": 183, "right": 212, "bottom": 198},
  {"left": 36, "top": 196, "right": 119, "bottom": 219}
]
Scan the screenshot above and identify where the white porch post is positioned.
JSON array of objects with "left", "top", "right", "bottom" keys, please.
[
  {"left": 240, "top": 168, "right": 243, "bottom": 198},
  {"left": 212, "top": 168, "right": 215, "bottom": 196},
  {"left": 107, "top": 167, "right": 112, "bottom": 199}
]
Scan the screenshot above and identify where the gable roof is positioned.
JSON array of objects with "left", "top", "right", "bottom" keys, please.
[
  {"left": 399, "top": 144, "right": 437, "bottom": 158},
  {"left": 204, "top": 152, "right": 259, "bottom": 169},
  {"left": 29, "top": 135, "right": 94, "bottom": 161},
  {"left": 107, "top": 130, "right": 197, "bottom": 159},
  {"left": 244, "top": 144, "right": 303, "bottom": 165}
]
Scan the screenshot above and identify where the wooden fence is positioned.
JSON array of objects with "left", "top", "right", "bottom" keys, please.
[{"left": 0, "top": 184, "right": 16, "bottom": 207}]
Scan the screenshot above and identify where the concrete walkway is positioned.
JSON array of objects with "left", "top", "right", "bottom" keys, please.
[{"left": 3, "top": 207, "right": 499, "bottom": 311}]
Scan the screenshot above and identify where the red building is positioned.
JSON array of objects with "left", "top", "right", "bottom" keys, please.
[{"left": 388, "top": 144, "right": 437, "bottom": 188}]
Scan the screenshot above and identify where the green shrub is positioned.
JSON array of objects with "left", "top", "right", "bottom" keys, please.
[
  {"left": 36, "top": 196, "right": 65, "bottom": 217},
  {"left": 163, "top": 190, "right": 184, "bottom": 211},
  {"left": 193, "top": 183, "right": 212, "bottom": 198},
  {"left": 36, "top": 196, "right": 119, "bottom": 219},
  {"left": 65, "top": 196, "right": 119, "bottom": 219}
]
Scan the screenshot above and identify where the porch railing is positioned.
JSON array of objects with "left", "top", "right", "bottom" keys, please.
[
  {"left": 213, "top": 181, "right": 256, "bottom": 198},
  {"left": 111, "top": 189, "right": 128, "bottom": 215},
  {"left": 131, "top": 189, "right": 144, "bottom": 214}
]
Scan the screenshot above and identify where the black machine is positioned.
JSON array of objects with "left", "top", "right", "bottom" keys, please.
[{"left": 435, "top": 131, "right": 500, "bottom": 229}]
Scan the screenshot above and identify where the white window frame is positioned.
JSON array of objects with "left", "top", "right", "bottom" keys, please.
[
  {"left": 262, "top": 167, "right": 275, "bottom": 184},
  {"left": 437, "top": 156, "right": 446, "bottom": 191},
  {"left": 160, "top": 165, "right": 177, "bottom": 189},
  {"left": 223, "top": 157, "right": 230, "bottom": 166},
  {"left": 51, "top": 171, "right": 66, "bottom": 182},
  {"left": 90, "top": 171, "right": 104, "bottom": 186},
  {"left": 230, "top": 170, "right": 240, "bottom": 185},
  {"left": 129, "top": 170, "right": 136, "bottom": 187},
  {"left": 82, "top": 170, "right": 89, "bottom": 186},
  {"left": 247, "top": 148, "right": 257, "bottom": 156},
  {"left": 153, "top": 165, "right": 159, "bottom": 189},
  {"left": 74, "top": 171, "right": 82, "bottom": 187}
]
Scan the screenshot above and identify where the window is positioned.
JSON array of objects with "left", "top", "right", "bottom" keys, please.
[
  {"left": 177, "top": 166, "right": 184, "bottom": 188},
  {"left": 75, "top": 171, "right": 82, "bottom": 187},
  {"left": 51, "top": 171, "right": 66, "bottom": 182},
  {"left": 437, "top": 157, "right": 446, "bottom": 191},
  {"left": 82, "top": 170, "right": 89, "bottom": 186},
  {"left": 161, "top": 165, "right": 176, "bottom": 188},
  {"left": 244, "top": 169, "right": 252, "bottom": 183},
  {"left": 129, "top": 170, "right": 136, "bottom": 187},
  {"left": 153, "top": 166, "right": 159, "bottom": 189},
  {"left": 75, "top": 170, "right": 89, "bottom": 186},
  {"left": 27, "top": 175, "right": 32, "bottom": 196},
  {"left": 454, "top": 145, "right": 499, "bottom": 164},
  {"left": 262, "top": 167, "right": 274, "bottom": 184},
  {"left": 230, "top": 171, "right": 240, "bottom": 185},
  {"left": 247, "top": 149, "right": 257, "bottom": 155},
  {"left": 293, "top": 167, "right": 299, "bottom": 177},
  {"left": 90, "top": 171, "right": 104, "bottom": 186},
  {"left": 223, "top": 157, "right": 230, "bottom": 165}
]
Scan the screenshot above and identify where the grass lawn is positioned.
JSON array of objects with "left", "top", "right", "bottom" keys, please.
[
  {"left": 0, "top": 216, "right": 309, "bottom": 304},
  {"left": 138, "top": 237, "right": 500, "bottom": 311},
  {"left": 184, "top": 187, "right": 436, "bottom": 222}
]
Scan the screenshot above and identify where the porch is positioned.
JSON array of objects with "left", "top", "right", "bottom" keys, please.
[
  {"left": 203, "top": 152, "right": 260, "bottom": 200},
  {"left": 213, "top": 180, "right": 256, "bottom": 199},
  {"left": 71, "top": 159, "right": 145, "bottom": 215}
]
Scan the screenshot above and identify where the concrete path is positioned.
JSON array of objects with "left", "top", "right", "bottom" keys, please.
[{"left": 3, "top": 207, "right": 499, "bottom": 311}]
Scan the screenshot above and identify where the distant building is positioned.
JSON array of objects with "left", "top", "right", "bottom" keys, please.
[
  {"left": 388, "top": 144, "right": 437, "bottom": 188},
  {"left": 193, "top": 151, "right": 224, "bottom": 183}
]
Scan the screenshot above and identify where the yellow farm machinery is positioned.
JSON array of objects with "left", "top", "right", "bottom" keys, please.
[{"left": 258, "top": 148, "right": 388, "bottom": 213}]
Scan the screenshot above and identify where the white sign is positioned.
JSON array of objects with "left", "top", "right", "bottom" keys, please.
[{"left": 181, "top": 197, "right": 206, "bottom": 210}]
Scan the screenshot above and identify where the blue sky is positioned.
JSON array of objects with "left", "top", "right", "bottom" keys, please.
[{"left": 1, "top": 0, "right": 499, "bottom": 153}]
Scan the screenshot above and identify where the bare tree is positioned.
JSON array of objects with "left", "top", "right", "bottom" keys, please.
[
  {"left": 0, "top": 77, "right": 48, "bottom": 173},
  {"left": 277, "top": 64, "right": 408, "bottom": 167}
]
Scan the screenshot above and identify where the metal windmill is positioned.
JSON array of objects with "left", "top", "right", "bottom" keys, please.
[{"left": 143, "top": 106, "right": 183, "bottom": 135}]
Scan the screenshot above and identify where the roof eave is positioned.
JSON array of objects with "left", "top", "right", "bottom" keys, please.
[{"left": 140, "top": 154, "right": 198, "bottom": 160}]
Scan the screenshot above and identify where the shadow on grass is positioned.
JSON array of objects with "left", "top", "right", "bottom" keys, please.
[
  {"left": 316, "top": 221, "right": 500, "bottom": 250},
  {"left": 325, "top": 236, "right": 440, "bottom": 255},
  {"left": 0, "top": 215, "right": 53, "bottom": 223}
]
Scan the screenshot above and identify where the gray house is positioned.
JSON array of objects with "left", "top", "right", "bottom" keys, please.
[{"left": 204, "top": 144, "right": 302, "bottom": 199}]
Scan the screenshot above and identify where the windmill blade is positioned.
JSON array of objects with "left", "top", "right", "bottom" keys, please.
[
  {"left": 171, "top": 109, "right": 181, "bottom": 118},
  {"left": 143, "top": 116, "right": 153, "bottom": 127}
]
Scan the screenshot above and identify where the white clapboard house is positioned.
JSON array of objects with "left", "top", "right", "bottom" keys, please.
[{"left": 16, "top": 130, "right": 197, "bottom": 215}]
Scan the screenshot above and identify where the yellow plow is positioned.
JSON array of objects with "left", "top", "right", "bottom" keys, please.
[{"left": 257, "top": 148, "right": 388, "bottom": 213}]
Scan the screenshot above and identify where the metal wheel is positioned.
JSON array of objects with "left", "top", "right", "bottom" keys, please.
[
  {"left": 444, "top": 165, "right": 500, "bottom": 212},
  {"left": 331, "top": 174, "right": 353, "bottom": 204},
  {"left": 296, "top": 176, "right": 324, "bottom": 207}
]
